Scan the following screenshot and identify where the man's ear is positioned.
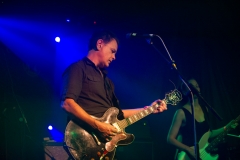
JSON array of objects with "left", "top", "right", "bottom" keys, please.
[{"left": 96, "top": 39, "right": 103, "bottom": 51}]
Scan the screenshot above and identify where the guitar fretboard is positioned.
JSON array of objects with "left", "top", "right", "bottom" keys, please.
[
  {"left": 113, "top": 89, "right": 182, "bottom": 130},
  {"left": 116, "top": 102, "right": 163, "bottom": 129},
  {"left": 206, "top": 115, "right": 240, "bottom": 152}
]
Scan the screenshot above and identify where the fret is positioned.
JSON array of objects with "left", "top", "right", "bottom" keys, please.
[
  {"left": 123, "top": 120, "right": 128, "bottom": 128},
  {"left": 144, "top": 109, "right": 149, "bottom": 115},
  {"left": 133, "top": 115, "right": 138, "bottom": 122},
  {"left": 149, "top": 107, "right": 154, "bottom": 112},
  {"left": 127, "top": 117, "right": 133, "bottom": 124},
  {"left": 128, "top": 105, "right": 155, "bottom": 125},
  {"left": 135, "top": 112, "right": 143, "bottom": 119},
  {"left": 118, "top": 119, "right": 127, "bottom": 129},
  {"left": 116, "top": 106, "right": 155, "bottom": 129}
]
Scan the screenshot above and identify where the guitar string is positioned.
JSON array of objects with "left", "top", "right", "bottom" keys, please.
[
  {"left": 115, "top": 91, "right": 180, "bottom": 130},
  {"left": 116, "top": 91, "right": 181, "bottom": 132},
  {"left": 116, "top": 90, "right": 181, "bottom": 130},
  {"left": 117, "top": 108, "right": 145, "bottom": 129},
  {"left": 117, "top": 106, "right": 156, "bottom": 130}
]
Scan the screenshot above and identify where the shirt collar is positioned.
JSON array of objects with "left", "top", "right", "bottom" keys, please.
[{"left": 84, "top": 57, "right": 108, "bottom": 75}]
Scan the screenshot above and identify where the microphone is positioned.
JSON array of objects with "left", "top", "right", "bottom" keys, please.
[{"left": 126, "top": 33, "right": 156, "bottom": 39}]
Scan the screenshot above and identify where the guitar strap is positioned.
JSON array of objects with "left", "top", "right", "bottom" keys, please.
[{"left": 104, "top": 76, "right": 124, "bottom": 120}]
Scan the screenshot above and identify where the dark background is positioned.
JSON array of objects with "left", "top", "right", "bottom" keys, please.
[{"left": 0, "top": 0, "right": 240, "bottom": 159}]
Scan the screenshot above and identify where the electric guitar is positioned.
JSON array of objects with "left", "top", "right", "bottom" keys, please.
[
  {"left": 177, "top": 114, "right": 240, "bottom": 160},
  {"left": 64, "top": 89, "right": 182, "bottom": 160}
]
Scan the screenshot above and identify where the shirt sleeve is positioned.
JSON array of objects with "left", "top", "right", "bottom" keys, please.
[{"left": 61, "top": 62, "right": 83, "bottom": 101}]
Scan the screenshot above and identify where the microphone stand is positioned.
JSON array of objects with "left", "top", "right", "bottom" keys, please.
[{"left": 145, "top": 35, "right": 222, "bottom": 160}]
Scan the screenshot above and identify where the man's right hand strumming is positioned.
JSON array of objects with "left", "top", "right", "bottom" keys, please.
[{"left": 94, "top": 120, "right": 118, "bottom": 140}]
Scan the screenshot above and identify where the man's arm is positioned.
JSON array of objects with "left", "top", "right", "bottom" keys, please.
[{"left": 61, "top": 98, "right": 96, "bottom": 127}]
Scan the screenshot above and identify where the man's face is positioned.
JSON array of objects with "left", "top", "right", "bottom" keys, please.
[{"left": 98, "top": 39, "right": 118, "bottom": 68}]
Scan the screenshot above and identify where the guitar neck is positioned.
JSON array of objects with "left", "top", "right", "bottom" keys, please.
[
  {"left": 114, "top": 89, "right": 182, "bottom": 130},
  {"left": 116, "top": 100, "right": 165, "bottom": 129},
  {"left": 206, "top": 114, "right": 240, "bottom": 151}
]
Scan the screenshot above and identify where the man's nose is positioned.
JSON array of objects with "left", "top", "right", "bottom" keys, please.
[{"left": 112, "top": 54, "right": 116, "bottom": 60}]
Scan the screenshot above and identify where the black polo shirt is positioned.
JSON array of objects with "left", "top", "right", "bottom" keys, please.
[{"left": 61, "top": 57, "right": 124, "bottom": 119}]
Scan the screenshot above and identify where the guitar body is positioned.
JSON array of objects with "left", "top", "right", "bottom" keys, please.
[
  {"left": 177, "top": 131, "right": 219, "bottom": 160},
  {"left": 65, "top": 107, "right": 135, "bottom": 160}
]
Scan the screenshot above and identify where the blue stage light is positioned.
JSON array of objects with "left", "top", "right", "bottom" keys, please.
[
  {"left": 55, "top": 37, "right": 60, "bottom": 42},
  {"left": 48, "top": 125, "right": 53, "bottom": 130}
]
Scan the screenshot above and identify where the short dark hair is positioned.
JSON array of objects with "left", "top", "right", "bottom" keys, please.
[{"left": 88, "top": 30, "right": 119, "bottom": 51}]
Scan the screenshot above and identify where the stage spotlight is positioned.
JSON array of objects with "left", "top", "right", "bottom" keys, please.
[
  {"left": 48, "top": 125, "right": 53, "bottom": 130},
  {"left": 55, "top": 37, "right": 60, "bottom": 42},
  {"left": 66, "top": 19, "right": 70, "bottom": 22},
  {"left": 47, "top": 125, "right": 64, "bottom": 142}
]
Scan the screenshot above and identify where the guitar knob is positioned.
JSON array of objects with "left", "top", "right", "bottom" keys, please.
[
  {"left": 104, "top": 156, "right": 109, "bottom": 160},
  {"left": 97, "top": 151, "right": 101, "bottom": 156}
]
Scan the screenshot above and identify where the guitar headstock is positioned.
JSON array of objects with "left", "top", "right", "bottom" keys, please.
[{"left": 164, "top": 89, "right": 182, "bottom": 106}]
